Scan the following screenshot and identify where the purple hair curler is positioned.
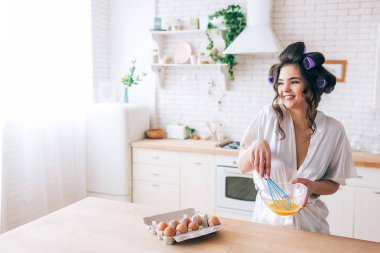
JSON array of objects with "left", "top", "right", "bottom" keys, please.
[
  {"left": 303, "top": 57, "right": 315, "bottom": 70},
  {"left": 302, "top": 53, "right": 325, "bottom": 70},
  {"left": 268, "top": 74, "right": 274, "bottom": 85},
  {"left": 324, "top": 86, "right": 334, "bottom": 94},
  {"left": 316, "top": 76, "right": 327, "bottom": 88}
]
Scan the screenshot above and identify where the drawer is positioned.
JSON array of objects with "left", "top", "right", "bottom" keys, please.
[
  {"left": 133, "top": 164, "right": 179, "bottom": 184},
  {"left": 132, "top": 180, "right": 179, "bottom": 209},
  {"left": 180, "top": 152, "right": 215, "bottom": 170},
  {"left": 133, "top": 148, "right": 180, "bottom": 166},
  {"left": 346, "top": 167, "right": 380, "bottom": 189}
]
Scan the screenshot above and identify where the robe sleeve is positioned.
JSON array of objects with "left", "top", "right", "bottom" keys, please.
[
  {"left": 240, "top": 107, "right": 268, "bottom": 149},
  {"left": 323, "top": 128, "right": 357, "bottom": 185}
]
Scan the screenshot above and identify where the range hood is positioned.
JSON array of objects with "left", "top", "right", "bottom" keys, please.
[{"left": 223, "top": 0, "right": 282, "bottom": 55}]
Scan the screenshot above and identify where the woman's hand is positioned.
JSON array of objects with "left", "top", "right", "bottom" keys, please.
[
  {"left": 249, "top": 140, "right": 271, "bottom": 178},
  {"left": 291, "top": 178, "right": 317, "bottom": 208}
]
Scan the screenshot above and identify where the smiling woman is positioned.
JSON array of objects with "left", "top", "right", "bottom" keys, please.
[{"left": 2, "top": 0, "right": 92, "bottom": 232}]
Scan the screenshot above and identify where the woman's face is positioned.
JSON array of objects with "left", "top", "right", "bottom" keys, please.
[{"left": 277, "top": 64, "right": 307, "bottom": 110}]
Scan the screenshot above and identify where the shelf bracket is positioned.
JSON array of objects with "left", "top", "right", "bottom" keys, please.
[
  {"left": 151, "top": 65, "right": 164, "bottom": 89},
  {"left": 217, "top": 64, "right": 229, "bottom": 91}
]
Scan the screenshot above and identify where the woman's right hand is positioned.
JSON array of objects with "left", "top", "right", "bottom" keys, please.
[{"left": 249, "top": 140, "right": 271, "bottom": 178}]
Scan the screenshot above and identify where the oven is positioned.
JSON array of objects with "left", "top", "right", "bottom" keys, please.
[{"left": 215, "top": 153, "right": 258, "bottom": 220}]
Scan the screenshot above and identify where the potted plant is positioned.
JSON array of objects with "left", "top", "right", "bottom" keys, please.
[
  {"left": 206, "top": 5, "right": 246, "bottom": 81},
  {"left": 121, "top": 60, "right": 146, "bottom": 102}
]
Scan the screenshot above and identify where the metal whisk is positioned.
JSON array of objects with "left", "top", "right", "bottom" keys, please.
[{"left": 265, "top": 178, "right": 291, "bottom": 210}]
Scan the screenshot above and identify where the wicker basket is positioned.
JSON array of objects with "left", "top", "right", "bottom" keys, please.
[{"left": 145, "top": 128, "right": 165, "bottom": 139}]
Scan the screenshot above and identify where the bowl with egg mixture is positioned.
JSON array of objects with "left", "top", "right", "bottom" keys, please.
[{"left": 260, "top": 182, "right": 307, "bottom": 216}]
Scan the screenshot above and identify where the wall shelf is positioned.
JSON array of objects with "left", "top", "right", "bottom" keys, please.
[
  {"left": 151, "top": 64, "right": 229, "bottom": 90},
  {"left": 150, "top": 29, "right": 228, "bottom": 90}
]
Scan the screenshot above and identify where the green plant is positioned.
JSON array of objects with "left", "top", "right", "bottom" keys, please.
[
  {"left": 206, "top": 5, "right": 246, "bottom": 80},
  {"left": 121, "top": 60, "right": 147, "bottom": 87},
  {"left": 185, "top": 126, "right": 196, "bottom": 139}
]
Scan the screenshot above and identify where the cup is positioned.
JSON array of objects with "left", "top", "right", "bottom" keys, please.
[{"left": 190, "top": 55, "right": 198, "bottom": 65}]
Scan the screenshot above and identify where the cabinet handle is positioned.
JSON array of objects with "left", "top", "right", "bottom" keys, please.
[
  {"left": 373, "top": 192, "right": 380, "bottom": 195},
  {"left": 152, "top": 156, "right": 160, "bottom": 159},
  {"left": 152, "top": 173, "right": 160, "bottom": 176},
  {"left": 194, "top": 161, "right": 203, "bottom": 165},
  {"left": 151, "top": 184, "right": 160, "bottom": 187}
]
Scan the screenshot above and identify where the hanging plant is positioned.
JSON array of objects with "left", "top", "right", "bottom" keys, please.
[{"left": 206, "top": 5, "right": 246, "bottom": 81}]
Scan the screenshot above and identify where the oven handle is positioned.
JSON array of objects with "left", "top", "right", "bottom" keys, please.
[{"left": 223, "top": 168, "right": 253, "bottom": 178}]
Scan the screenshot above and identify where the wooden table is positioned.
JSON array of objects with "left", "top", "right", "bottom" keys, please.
[{"left": 0, "top": 197, "right": 379, "bottom": 253}]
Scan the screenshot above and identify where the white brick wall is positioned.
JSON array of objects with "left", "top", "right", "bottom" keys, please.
[
  {"left": 92, "top": 0, "right": 380, "bottom": 151},
  {"left": 153, "top": 0, "right": 380, "bottom": 151}
]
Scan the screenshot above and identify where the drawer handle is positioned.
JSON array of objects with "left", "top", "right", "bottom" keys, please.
[
  {"left": 152, "top": 156, "right": 160, "bottom": 159},
  {"left": 194, "top": 162, "right": 203, "bottom": 165},
  {"left": 373, "top": 192, "right": 380, "bottom": 195},
  {"left": 152, "top": 173, "right": 160, "bottom": 176},
  {"left": 151, "top": 184, "right": 160, "bottom": 187},
  {"left": 356, "top": 175, "right": 363, "bottom": 178}
]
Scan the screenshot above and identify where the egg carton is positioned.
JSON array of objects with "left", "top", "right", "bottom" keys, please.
[{"left": 143, "top": 208, "right": 222, "bottom": 245}]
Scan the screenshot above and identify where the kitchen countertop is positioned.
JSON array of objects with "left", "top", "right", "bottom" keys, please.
[
  {"left": 0, "top": 197, "right": 378, "bottom": 253},
  {"left": 131, "top": 139, "right": 380, "bottom": 168}
]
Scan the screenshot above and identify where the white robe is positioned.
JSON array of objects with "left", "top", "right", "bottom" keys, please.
[{"left": 240, "top": 105, "right": 357, "bottom": 233}]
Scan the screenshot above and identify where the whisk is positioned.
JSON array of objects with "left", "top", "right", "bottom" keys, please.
[{"left": 265, "top": 178, "right": 291, "bottom": 210}]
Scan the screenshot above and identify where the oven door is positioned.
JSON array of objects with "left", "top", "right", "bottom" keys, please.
[{"left": 216, "top": 166, "right": 257, "bottom": 212}]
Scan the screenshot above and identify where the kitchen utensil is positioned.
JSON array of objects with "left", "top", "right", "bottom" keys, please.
[
  {"left": 172, "top": 42, "right": 192, "bottom": 64},
  {"left": 265, "top": 178, "right": 291, "bottom": 210},
  {"left": 260, "top": 182, "right": 307, "bottom": 216}
]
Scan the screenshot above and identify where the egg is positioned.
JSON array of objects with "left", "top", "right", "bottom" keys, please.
[
  {"left": 176, "top": 224, "right": 188, "bottom": 234},
  {"left": 208, "top": 216, "right": 220, "bottom": 226},
  {"left": 182, "top": 217, "right": 192, "bottom": 226},
  {"left": 157, "top": 222, "right": 169, "bottom": 231},
  {"left": 191, "top": 214, "right": 203, "bottom": 226},
  {"left": 163, "top": 226, "right": 176, "bottom": 237},
  {"left": 169, "top": 219, "right": 180, "bottom": 228},
  {"left": 188, "top": 222, "right": 199, "bottom": 231}
]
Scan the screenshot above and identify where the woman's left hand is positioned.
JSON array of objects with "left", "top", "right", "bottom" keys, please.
[{"left": 291, "top": 178, "right": 317, "bottom": 208}]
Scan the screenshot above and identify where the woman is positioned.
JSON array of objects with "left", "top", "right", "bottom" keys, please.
[{"left": 238, "top": 42, "right": 357, "bottom": 233}]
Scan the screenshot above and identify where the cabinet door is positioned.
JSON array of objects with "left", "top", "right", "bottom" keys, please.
[
  {"left": 320, "top": 186, "right": 355, "bottom": 238},
  {"left": 354, "top": 187, "right": 380, "bottom": 243},
  {"left": 133, "top": 180, "right": 179, "bottom": 210},
  {"left": 180, "top": 153, "right": 215, "bottom": 214}
]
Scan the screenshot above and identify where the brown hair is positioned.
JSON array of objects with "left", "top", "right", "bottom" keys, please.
[{"left": 269, "top": 42, "right": 336, "bottom": 140}]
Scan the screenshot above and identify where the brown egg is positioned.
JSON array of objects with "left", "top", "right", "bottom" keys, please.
[
  {"left": 157, "top": 222, "right": 169, "bottom": 231},
  {"left": 191, "top": 214, "right": 203, "bottom": 226},
  {"left": 188, "top": 222, "right": 199, "bottom": 231},
  {"left": 163, "top": 226, "right": 176, "bottom": 237},
  {"left": 176, "top": 224, "right": 188, "bottom": 234},
  {"left": 208, "top": 216, "right": 220, "bottom": 226},
  {"left": 182, "top": 217, "right": 192, "bottom": 226},
  {"left": 170, "top": 219, "right": 180, "bottom": 228}
]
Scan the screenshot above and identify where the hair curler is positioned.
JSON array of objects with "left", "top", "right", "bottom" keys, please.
[
  {"left": 268, "top": 74, "right": 274, "bottom": 85},
  {"left": 303, "top": 53, "right": 325, "bottom": 70}
]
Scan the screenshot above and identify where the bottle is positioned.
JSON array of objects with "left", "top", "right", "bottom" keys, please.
[
  {"left": 216, "top": 123, "right": 224, "bottom": 142},
  {"left": 152, "top": 49, "right": 158, "bottom": 64}
]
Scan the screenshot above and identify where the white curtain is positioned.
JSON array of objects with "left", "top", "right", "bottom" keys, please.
[{"left": 1, "top": 0, "right": 92, "bottom": 232}]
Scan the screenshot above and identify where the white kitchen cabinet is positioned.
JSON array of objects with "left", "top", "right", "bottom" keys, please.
[
  {"left": 354, "top": 187, "right": 380, "bottom": 242},
  {"left": 132, "top": 147, "right": 217, "bottom": 214},
  {"left": 321, "top": 166, "right": 380, "bottom": 242},
  {"left": 180, "top": 153, "right": 216, "bottom": 215},
  {"left": 321, "top": 186, "right": 355, "bottom": 238},
  {"left": 132, "top": 148, "right": 180, "bottom": 209}
]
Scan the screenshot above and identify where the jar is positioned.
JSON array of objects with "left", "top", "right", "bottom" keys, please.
[
  {"left": 152, "top": 49, "right": 158, "bottom": 64},
  {"left": 198, "top": 52, "right": 207, "bottom": 64}
]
